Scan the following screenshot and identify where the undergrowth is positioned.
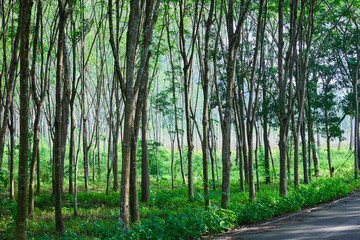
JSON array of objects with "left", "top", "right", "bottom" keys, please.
[
  {"left": 0, "top": 147, "right": 359, "bottom": 239},
  {"left": 0, "top": 175, "right": 358, "bottom": 240}
]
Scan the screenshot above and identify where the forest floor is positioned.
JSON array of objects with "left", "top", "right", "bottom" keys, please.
[{"left": 210, "top": 192, "right": 360, "bottom": 240}]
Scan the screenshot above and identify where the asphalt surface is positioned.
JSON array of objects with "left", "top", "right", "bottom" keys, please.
[{"left": 212, "top": 193, "right": 360, "bottom": 240}]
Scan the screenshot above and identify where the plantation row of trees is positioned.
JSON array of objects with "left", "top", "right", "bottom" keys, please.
[{"left": 0, "top": 0, "right": 359, "bottom": 238}]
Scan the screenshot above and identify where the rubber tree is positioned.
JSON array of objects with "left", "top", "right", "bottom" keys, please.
[
  {"left": 16, "top": 0, "right": 33, "bottom": 239},
  {"left": 108, "top": 0, "right": 160, "bottom": 226},
  {"left": 52, "top": 0, "right": 72, "bottom": 233},
  {"left": 221, "top": 0, "right": 250, "bottom": 209}
]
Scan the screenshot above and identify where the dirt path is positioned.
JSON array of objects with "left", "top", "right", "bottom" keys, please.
[{"left": 210, "top": 193, "right": 360, "bottom": 240}]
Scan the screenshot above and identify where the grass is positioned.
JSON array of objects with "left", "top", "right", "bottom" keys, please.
[{"left": 0, "top": 143, "right": 359, "bottom": 239}]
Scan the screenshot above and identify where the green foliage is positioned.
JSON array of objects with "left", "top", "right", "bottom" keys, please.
[
  {"left": 0, "top": 170, "right": 9, "bottom": 193},
  {"left": 1, "top": 142, "right": 359, "bottom": 240},
  {"left": 137, "top": 140, "right": 170, "bottom": 176},
  {"left": 232, "top": 177, "right": 352, "bottom": 225}
]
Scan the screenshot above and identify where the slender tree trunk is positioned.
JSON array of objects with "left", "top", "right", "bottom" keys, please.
[
  {"left": 247, "top": 124, "right": 255, "bottom": 200},
  {"left": 311, "top": 128, "right": 320, "bottom": 177},
  {"left": 263, "top": 107, "right": 270, "bottom": 184},
  {"left": 28, "top": 0, "right": 42, "bottom": 215},
  {"left": 141, "top": 81, "right": 150, "bottom": 202},
  {"left": 119, "top": 0, "right": 142, "bottom": 223},
  {"left": 29, "top": 107, "right": 42, "bottom": 216},
  {"left": 0, "top": 14, "right": 20, "bottom": 171},
  {"left": 239, "top": 94, "right": 248, "bottom": 183},
  {"left": 166, "top": 21, "right": 186, "bottom": 185},
  {"left": 52, "top": 0, "right": 69, "bottom": 233},
  {"left": 68, "top": 13, "right": 77, "bottom": 195},
  {"left": 208, "top": 116, "right": 216, "bottom": 190},
  {"left": 317, "top": 123, "right": 321, "bottom": 148},
  {"left": 354, "top": 52, "right": 359, "bottom": 180},
  {"left": 301, "top": 118, "right": 309, "bottom": 184},
  {"left": 200, "top": 0, "right": 214, "bottom": 209},
  {"left": 36, "top": 136, "right": 41, "bottom": 194},
  {"left": 74, "top": 119, "right": 81, "bottom": 217},
  {"left": 112, "top": 76, "right": 120, "bottom": 192},
  {"left": 178, "top": 0, "right": 202, "bottom": 202},
  {"left": 80, "top": 5, "right": 90, "bottom": 191},
  {"left": 69, "top": 103, "right": 75, "bottom": 194},
  {"left": 106, "top": 123, "right": 112, "bottom": 195},
  {"left": 325, "top": 108, "right": 333, "bottom": 177},
  {"left": 220, "top": 0, "right": 251, "bottom": 205},
  {"left": 16, "top": 0, "right": 33, "bottom": 238},
  {"left": 171, "top": 137, "right": 175, "bottom": 190},
  {"left": 8, "top": 102, "right": 15, "bottom": 201},
  {"left": 60, "top": 42, "right": 71, "bottom": 193},
  {"left": 307, "top": 103, "right": 312, "bottom": 181},
  {"left": 255, "top": 124, "right": 260, "bottom": 191},
  {"left": 83, "top": 116, "right": 89, "bottom": 191},
  {"left": 234, "top": 110, "right": 244, "bottom": 191},
  {"left": 350, "top": 118, "right": 353, "bottom": 151},
  {"left": 221, "top": 42, "right": 236, "bottom": 208}
]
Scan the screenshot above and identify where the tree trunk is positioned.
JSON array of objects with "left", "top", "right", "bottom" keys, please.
[
  {"left": 354, "top": 52, "right": 359, "bottom": 180},
  {"left": 325, "top": 108, "right": 333, "bottom": 177},
  {"left": 119, "top": 0, "right": 142, "bottom": 224},
  {"left": 311, "top": 128, "right": 320, "bottom": 177},
  {"left": 301, "top": 119, "right": 309, "bottom": 184},
  {"left": 247, "top": 124, "right": 255, "bottom": 200},
  {"left": 166, "top": 19, "right": 186, "bottom": 185},
  {"left": 200, "top": 0, "right": 214, "bottom": 209},
  {"left": 141, "top": 81, "right": 150, "bottom": 202},
  {"left": 239, "top": 94, "right": 248, "bottom": 183},
  {"left": 350, "top": 118, "right": 353, "bottom": 151},
  {"left": 278, "top": 0, "right": 288, "bottom": 197},
  {"left": 68, "top": 12, "right": 77, "bottom": 195},
  {"left": 177, "top": 0, "right": 200, "bottom": 200},
  {"left": 112, "top": 77, "right": 120, "bottom": 192},
  {"left": 234, "top": 110, "right": 244, "bottom": 192},
  {"left": 83, "top": 117, "right": 89, "bottom": 191},
  {"left": 263, "top": 106, "right": 270, "bottom": 184},
  {"left": 221, "top": 40, "right": 237, "bottom": 208},
  {"left": 29, "top": 106, "right": 42, "bottom": 216},
  {"left": 292, "top": 114, "right": 300, "bottom": 187},
  {"left": 106, "top": 123, "right": 112, "bottom": 195},
  {"left": 255, "top": 124, "right": 260, "bottom": 191},
  {"left": 28, "top": 0, "right": 42, "bottom": 215},
  {"left": 16, "top": 0, "right": 33, "bottom": 238},
  {"left": 0, "top": 11, "right": 20, "bottom": 171},
  {"left": 8, "top": 102, "right": 15, "bottom": 201},
  {"left": 220, "top": 0, "right": 251, "bottom": 206},
  {"left": 52, "top": 0, "right": 69, "bottom": 233},
  {"left": 81, "top": 2, "right": 89, "bottom": 191},
  {"left": 69, "top": 103, "right": 75, "bottom": 194},
  {"left": 208, "top": 116, "right": 216, "bottom": 190}
]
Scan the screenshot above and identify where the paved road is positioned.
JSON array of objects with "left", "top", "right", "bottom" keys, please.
[{"left": 213, "top": 193, "right": 360, "bottom": 240}]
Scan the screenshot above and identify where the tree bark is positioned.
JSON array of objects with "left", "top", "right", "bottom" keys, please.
[
  {"left": 221, "top": 0, "right": 250, "bottom": 208},
  {"left": 141, "top": 78, "right": 150, "bottom": 203},
  {"left": 8, "top": 102, "right": 15, "bottom": 201},
  {"left": 52, "top": 0, "right": 69, "bottom": 233},
  {"left": 178, "top": 0, "right": 202, "bottom": 202},
  {"left": 119, "top": 0, "right": 142, "bottom": 225},
  {"left": 29, "top": 0, "right": 43, "bottom": 216},
  {"left": 278, "top": 0, "right": 287, "bottom": 197},
  {"left": 16, "top": 0, "right": 33, "bottom": 238},
  {"left": 301, "top": 118, "right": 309, "bottom": 183},
  {"left": 350, "top": 118, "right": 353, "bottom": 151},
  {"left": 200, "top": 0, "right": 214, "bottom": 209},
  {"left": 354, "top": 51, "right": 360, "bottom": 180},
  {"left": 0, "top": 8, "right": 20, "bottom": 171}
]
